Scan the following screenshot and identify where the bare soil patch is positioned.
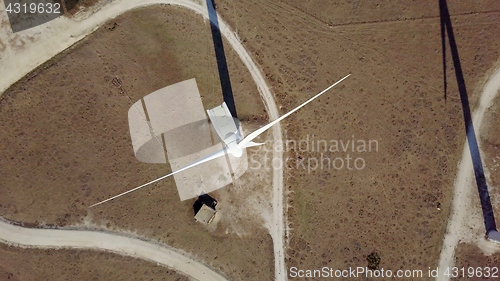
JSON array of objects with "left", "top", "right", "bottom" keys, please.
[
  {"left": 0, "top": 5, "right": 272, "bottom": 280},
  {"left": 0, "top": 244, "right": 189, "bottom": 281},
  {"left": 216, "top": 0, "right": 500, "bottom": 276}
]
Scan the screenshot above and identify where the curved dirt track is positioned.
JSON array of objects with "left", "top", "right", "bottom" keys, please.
[
  {"left": 0, "top": 219, "right": 227, "bottom": 281},
  {"left": 0, "top": 0, "right": 286, "bottom": 280},
  {"left": 437, "top": 67, "right": 500, "bottom": 281}
]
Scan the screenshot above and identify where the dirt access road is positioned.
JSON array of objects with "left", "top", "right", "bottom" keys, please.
[
  {"left": 437, "top": 67, "right": 500, "bottom": 281},
  {"left": 0, "top": 0, "right": 285, "bottom": 280},
  {"left": 0, "top": 219, "right": 226, "bottom": 281}
]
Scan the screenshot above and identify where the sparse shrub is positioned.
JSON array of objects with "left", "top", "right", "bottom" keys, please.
[{"left": 367, "top": 252, "right": 381, "bottom": 270}]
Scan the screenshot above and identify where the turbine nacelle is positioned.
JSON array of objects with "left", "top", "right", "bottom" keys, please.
[{"left": 227, "top": 141, "right": 243, "bottom": 157}]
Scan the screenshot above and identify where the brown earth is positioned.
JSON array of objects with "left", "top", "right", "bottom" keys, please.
[
  {"left": 271, "top": 0, "right": 499, "bottom": 27},
  {"left": 214, "top": 0, "right": 500, "bottom": 278},
  {"left": 452, "top": 243, "right": 500, "bottom": 281},
  {"left": 0, "top": 5, "right": 272, "bottom": 281},
  {"left": 0, "top": 244, "right": 189, "bottom": 281},
  {"left": 2, "top": 0, "right": 500, "bottom": 279}
]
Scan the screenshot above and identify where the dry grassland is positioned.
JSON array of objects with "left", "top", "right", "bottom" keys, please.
[
  {"left": 0, "top": 244, "right": 189, "bottom": 281},
  {"left": 216, "top": 0, "right": 500, "bottom": 276},
  {"left": 453, "top": 243, "right": 500, "bottom": 281},
  {"left": 274, "top": 0, "right": 499, "bottom": 26},
  {"left": 0, "top": 5, "right": 272, "bottom": 280}
]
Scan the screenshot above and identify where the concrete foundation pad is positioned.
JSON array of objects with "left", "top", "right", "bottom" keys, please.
[{"left": 128, "top": 79, "right": 247, "bottom": 200}]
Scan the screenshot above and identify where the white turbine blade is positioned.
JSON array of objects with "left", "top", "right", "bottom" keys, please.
[
  {"left": 239, "top": 74, "right": 350, "bottom": 147},
  {"left": 242, "top": 141, "right": 265, "bottom": 148},
  {"left": 90, "top": 148, "right": 228, "bottom": 207}
]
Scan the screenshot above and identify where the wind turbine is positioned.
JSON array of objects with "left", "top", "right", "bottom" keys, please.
[{"left": 90, "top": 74, "right": 350, "bottom": 207}]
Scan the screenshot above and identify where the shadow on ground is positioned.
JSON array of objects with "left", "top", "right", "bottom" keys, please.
[
  {"left": 439, "top": 0, "right": 499, "bottom": 239},
  {"left": 207, "top": 0, "right": 238, "bottom": 119}
]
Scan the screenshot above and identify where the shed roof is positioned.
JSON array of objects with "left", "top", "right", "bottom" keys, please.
[{"left": 194, "top": 204, "right": 216, "bottom": 224}]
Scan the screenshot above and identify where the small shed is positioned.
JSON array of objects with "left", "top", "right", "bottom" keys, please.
[{"left": 193, "top": 194, "right": 218, "bottom": 224}]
